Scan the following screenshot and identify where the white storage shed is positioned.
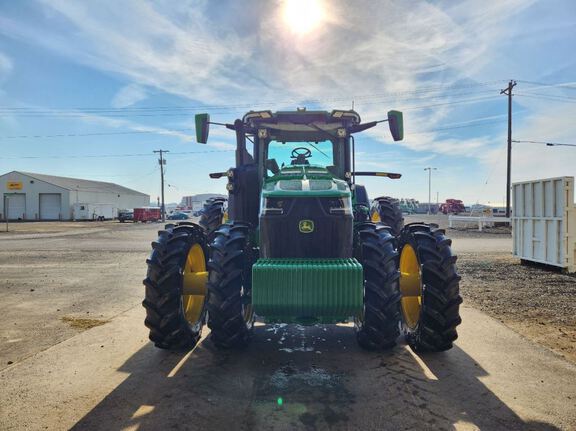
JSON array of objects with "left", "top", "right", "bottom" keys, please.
[
  {"left": 0, "top": 171, "right": 149, "bottom": 221},
  {"left": 512, "top": 176, "right": 576, "bottom": 273}
]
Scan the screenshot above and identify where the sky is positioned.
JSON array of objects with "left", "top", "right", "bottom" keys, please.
[{"left": 0, "top": 0, "right": 575, "bottom": 206}]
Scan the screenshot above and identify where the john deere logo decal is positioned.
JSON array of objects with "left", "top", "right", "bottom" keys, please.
[{"left": 299, "top": 220, "right": 314, "bottom": 233}]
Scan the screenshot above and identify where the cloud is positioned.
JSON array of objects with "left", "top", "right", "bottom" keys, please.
[
  {"left": 1, "top": 0, "right": 529, "bottom": 108},
  {"left": 72, "top": 111, "right": 195, "bottom": 142},
  {"left": 111, "top": 84, "right": 148, "bottom": 108},
  {"left": 7, "top": 103, "right": 196, "bottom": 142},
  {"left": 0, "top": 51, "right": 13, "bottom": 83}
]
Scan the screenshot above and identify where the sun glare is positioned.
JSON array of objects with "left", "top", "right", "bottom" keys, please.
[{"left": 282, "top": 0, "right": 325, "bottom": 35}]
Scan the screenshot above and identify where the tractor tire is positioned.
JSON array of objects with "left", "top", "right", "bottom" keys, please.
[
  {"left": 354, "top": 222, "right": 402, "bottom": 350},
  {"left": 206, "top": 222, "right": 255, "bottom": 349},
  {"left": 199, "top": 198, "right": 227, "bottom": 241},
  {"left": 371, "top": 197, "right": 404, "bottom": 236},
  {"left": 143, "top": 222, "right": 208, "bottom": 350},
  {"left": 398, "top": 223, "right": 462, "bottom": 352}
]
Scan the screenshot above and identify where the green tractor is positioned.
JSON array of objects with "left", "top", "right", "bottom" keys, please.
[{"left": 143, "top": 108, "right": 462, "bottom": 352}]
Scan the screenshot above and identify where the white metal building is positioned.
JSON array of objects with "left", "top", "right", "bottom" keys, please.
[
  {"left": 512, "top": 176, "right": 576, "bottom": 273},
  {"left": 0, "top": 171, "right": 150, "bottom": 221}
]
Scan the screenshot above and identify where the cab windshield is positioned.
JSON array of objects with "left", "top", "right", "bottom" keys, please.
[{"left": 266, "top": 140, "right": 334, "bottom": 174}]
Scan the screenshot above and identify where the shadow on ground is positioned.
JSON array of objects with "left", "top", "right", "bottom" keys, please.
[{"left": 71, "top": 324, "right": 560, "bottom": 431}]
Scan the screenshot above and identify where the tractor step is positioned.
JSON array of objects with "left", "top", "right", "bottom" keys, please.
[{"left": 252, "top": 258, "right": 363, "bottom": 324}]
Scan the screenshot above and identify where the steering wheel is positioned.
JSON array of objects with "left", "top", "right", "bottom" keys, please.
[
  {"left": 291, "top": 147, "right": 312, "bottom": 159},
  {"left": 290, "top": 147, "right": 312, "bottom": 165}
]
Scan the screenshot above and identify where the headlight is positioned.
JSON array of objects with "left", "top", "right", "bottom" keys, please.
[
  {"left": 261, "top": 197, "right": 290, "bottom": 215},
  {"left": 320, "top": 197, "right": 352, "bottom": 215},
  {"left": 329, "top": 110, "right": 361, "bottom": 124},
  {"left": 243, "top": 110, "right": 274, "bottom": 125}
]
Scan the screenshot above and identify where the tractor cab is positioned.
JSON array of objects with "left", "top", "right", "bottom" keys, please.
[{"left": 196, "top": 108, "right": 403, "bottom": 229}]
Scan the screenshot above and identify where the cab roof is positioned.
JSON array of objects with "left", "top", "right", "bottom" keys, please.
[{"left": 242, "top": 109, "right": 362, "bottom": 142}]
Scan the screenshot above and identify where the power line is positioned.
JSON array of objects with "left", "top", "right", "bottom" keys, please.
[
  {"left": 0, "top": 95, "right": 506, "bottom": 141},
  {"left": 0, "top": 113, "right": 508, "bottom": 143},
  {"left": 0, "top": 149, "right": 234, "bottom": 160},
  {"left": 0, "top": 80, "right": 506, "bottom": 114},
  {"left": 516, "top": 92, "right": 576, "bottom": 101},
  {"left": 398, "top": 95, "right": 502, "bottom": 111},
  {"left": 515, "top": 93, "right": 576, "bottom": 104},
  {"left": 0, "top": 128, "right": 194, "bottom": 140},
  {"left": 0, "top": 90, "right": 502, "bottom": 118},
  {"left": 516, "top": 80, "right": 576, "bottom": 92},
  {"left": 411, "top": 119, "right": 507, "bottom": 134},
  {"left": 4, "top": 79, "right": 575, "bottom": 120},
  {"left": 512, "top": 140, "right": 576, "bottom": 147}
]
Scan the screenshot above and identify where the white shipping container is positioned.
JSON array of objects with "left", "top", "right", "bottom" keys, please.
[
  {"left": 512, "top": 176, "right": 576, "bottom": 272},
  {"left": 73, "top": 203, "right": 118, "bottom": 221}
]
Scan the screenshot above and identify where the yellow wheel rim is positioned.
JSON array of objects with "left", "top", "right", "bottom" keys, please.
[
  {"left": 371, "top": 210, "right": 381, "bottom": 223},
  {"left": 399, "top": 244, "right": 422, "bottom": 329},
  {"left": 243, "top": 302, "right": 254, "bottom": 323},
  {"left": 182, "top": 243, "right": 208, "bottom": 325},
  {"left": 222, "top": 211, "right": 229, "bottom": 224}
]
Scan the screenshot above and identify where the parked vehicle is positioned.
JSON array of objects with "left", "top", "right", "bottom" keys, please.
[
  {"left": 470, "top": 204, "right": 492, "bottom": 216},
  {"left": 492, "top": 207, "right": 507, "bottom": 216},
  {"left": 73, "top": 203, "right": 117, "bottom": 221},
  {"left": 398, "top": 198, "right": 419, "bottom": 214},
  {"left": 134, "top": 207, "right": 161, "bottom": 223},
  {"left": 118, "top": 210, "right": 134, "bottom": 223},
  {"left": 167, "top": 212, "right": 189, "bottom": 220},
  {"left": 439, "top": 199, "right": 466, "bottom": 215}
]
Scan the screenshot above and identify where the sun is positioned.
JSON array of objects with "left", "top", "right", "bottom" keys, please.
[{"left": 282, "top": 0, "right": 325, "bottom": 35}]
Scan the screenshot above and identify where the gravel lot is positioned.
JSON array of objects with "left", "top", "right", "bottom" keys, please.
[
  {"left": 0, "top": 221, "right": 153, "bottom": 367},
  {"left": 459, "top": 252, "right": 576, "bottom": 362}
]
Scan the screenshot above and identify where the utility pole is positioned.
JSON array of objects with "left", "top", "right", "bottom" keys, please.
[
  {"left": 153, "top": 150, "right": 169, "bottom": 222},
  {"left": 424, "top": 167, "right": 437, "bottom": 215},
  {"left": 500, "top": 80, "right": 517, "bottom": 218}
]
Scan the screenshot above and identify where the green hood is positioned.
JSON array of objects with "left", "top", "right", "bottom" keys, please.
[{"left": 262, "top": 165, "right": 351, "bottom": 198}]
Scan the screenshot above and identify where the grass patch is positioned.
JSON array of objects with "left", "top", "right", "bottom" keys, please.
[{"left": 61, "top": 316, "right": 109, "bottom": 330}]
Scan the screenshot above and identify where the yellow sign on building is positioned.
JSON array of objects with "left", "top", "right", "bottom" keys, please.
[{"left": 7, "top": 182, "right": 23, "bottom": 190}]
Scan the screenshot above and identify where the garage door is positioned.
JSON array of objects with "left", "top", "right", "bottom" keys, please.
[
  {"left": 4, "top": 194, "right": 26, "bottom": 220},
  {"left": 40, "top": 193, "right": 61, "bottom": 220}
]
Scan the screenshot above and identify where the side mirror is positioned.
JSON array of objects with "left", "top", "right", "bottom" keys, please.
[
  {"left": 195, "top": 113, "right": 210, "bottom": 144},
  {"left": 387, "top": 110, "right": 403, "bottom": 141}
]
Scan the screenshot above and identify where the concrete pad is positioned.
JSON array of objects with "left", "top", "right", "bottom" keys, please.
[{"left": 1, "top": 304, "right": 575, "bottom": 430}]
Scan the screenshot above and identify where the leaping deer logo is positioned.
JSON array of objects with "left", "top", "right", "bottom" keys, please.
[{"left": 299, "top": 219, "right": 314, "bottom": 233}]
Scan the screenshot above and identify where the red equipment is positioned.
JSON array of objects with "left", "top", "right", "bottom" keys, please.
[
  {"left": 439, "top": 199, "right": 466, "bottom": 215},
  {"left": 133, "top": 207, "right": 161, "bottom": 223}
]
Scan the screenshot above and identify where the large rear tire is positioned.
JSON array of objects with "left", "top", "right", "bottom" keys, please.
[
  {"left": 398, "top": 223, "right": 462, "bottom": 352},
  {"left": 354, "top": 222, "right": 401, "bottom": 350},
  {"left": 199, "top": 198, "right": 227, "bottom": 241},
  {"left": 206, "top": 222, "right": 255, "bottom": 349},
  {"left": 370, "top": 196, "right": 404, "bottom": 236},
  {"left": 143, "top": 222, "right": 208, "bottom": 350}
]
